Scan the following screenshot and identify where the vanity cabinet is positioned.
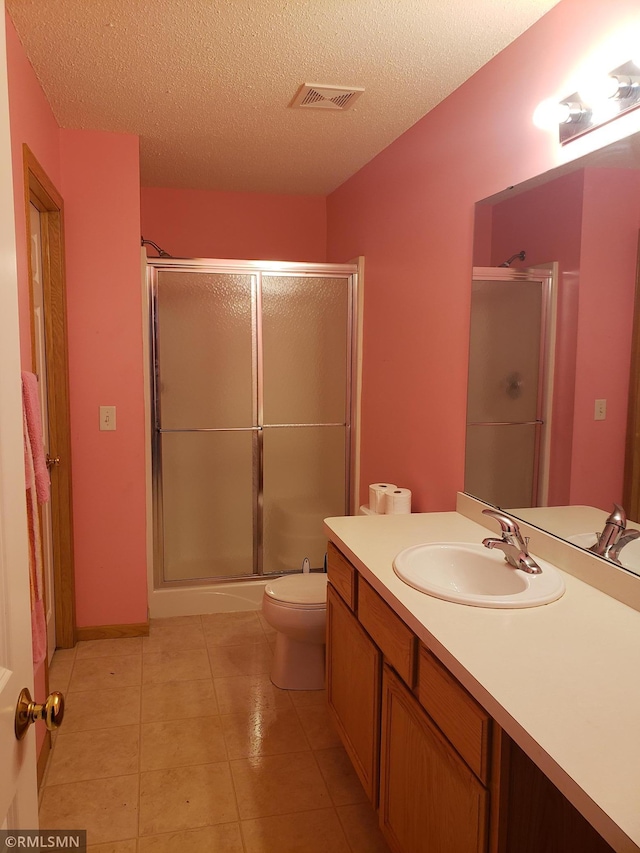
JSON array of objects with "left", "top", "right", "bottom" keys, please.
[
  {"left": 327, "top": 544, "right": 490, "bottom": 852},
  {"left": 326, "top": 540, "right": 616, "bottom": 853},
  {"left": 326, "top": 582, "right": 381, "bottom": 803},
  {"left": 380, "top": 664, "right": 488, "bottom": 853}
]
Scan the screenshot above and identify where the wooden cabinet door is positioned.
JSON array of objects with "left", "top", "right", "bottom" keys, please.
[
  {"left": 326, "top": 582, "right": 382, "bottom": 804},
  {"left": 379, "top": 665, "right": 488, "bottom": 853}
]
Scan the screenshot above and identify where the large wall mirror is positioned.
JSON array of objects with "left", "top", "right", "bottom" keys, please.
[{"left": 466, "top": 129, "right": 640, "bottom": 576}]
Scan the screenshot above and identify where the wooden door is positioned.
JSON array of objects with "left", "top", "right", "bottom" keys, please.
[
  {"left": 326, "top": 582, "right": 381, "bottom": 803},
  {"left": 379, "top": 665, "right": 488, "bottom": 853},
  {"left": 0, "top": 2, "right": 39, "bottom": 826},
  {"left": 24, "top": 146, "right": 76, "bottom": 651}
]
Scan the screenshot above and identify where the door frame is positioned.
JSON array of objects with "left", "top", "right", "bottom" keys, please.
[
  {"left": 23, "top": 144, "right": 76, "bottom": 649},
  {"left": 624, "top": 233, "right": 640, "bottom": 520}
]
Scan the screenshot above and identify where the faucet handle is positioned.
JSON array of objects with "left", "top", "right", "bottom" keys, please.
[
  {"left": 607, "top": 503, "right": 627, "bottom": 529},
  {"left": 481, "top": 508, "right": 519, "bottom": 535}
]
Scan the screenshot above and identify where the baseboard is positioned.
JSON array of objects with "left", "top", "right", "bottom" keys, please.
[
  {"left": 75, "top": 621, "right": 150, "bottom": 641},
  {"left": 37, "top": 730, "right": 51, "bottom": 789}
]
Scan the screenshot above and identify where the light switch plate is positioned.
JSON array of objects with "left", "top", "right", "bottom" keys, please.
[
  {"left": 100, "top": 405, "right": 116, "bottom": 431},
  {"left": 594, "top": 399, "right": 606, "bottom": 421}
]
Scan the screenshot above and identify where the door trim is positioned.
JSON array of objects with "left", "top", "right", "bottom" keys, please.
[
  {"left": 624, "top": 232, "right": 640, "bottom": 521},
  {"left": 23, "top": 144, "right": 76, "bottom": 649}
]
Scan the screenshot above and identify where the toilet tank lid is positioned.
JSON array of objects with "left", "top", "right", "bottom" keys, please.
[{"left": 264, "top": 573, "right": 328, "bottom": 605}]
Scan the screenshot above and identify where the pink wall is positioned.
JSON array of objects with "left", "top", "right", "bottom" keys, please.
[
  {"left": 571, "top": 168, "right": 640, "bottom": 508},
  {"left": 486, "top": 169, "right": 585, "bottom": 506},
  {"left": 326, "top": 0, "right": 640, "bottom": 511},
  {"left": 6, "top": 12, "right": 148, "bottom": 632},
  {"left": 60, "top": 130, "right": 147, "bottom": 627},
  {"left": 5, "top": 13, "right": 60, "bottom": 368},
  {"left": 141, "top": 186, "right": 326, "bottom": 261}
]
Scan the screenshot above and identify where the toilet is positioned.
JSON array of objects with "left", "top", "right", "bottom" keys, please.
[{"left": 262, "top": 572, "right": 328, "bottom": 690}]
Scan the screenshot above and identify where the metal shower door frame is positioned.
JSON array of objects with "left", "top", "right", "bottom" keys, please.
[{"left": 148, "top": 257, "right": 359, "bottom": 588}]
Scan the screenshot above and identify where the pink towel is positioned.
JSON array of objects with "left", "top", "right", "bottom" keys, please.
[
  {"left": 22, "top": 372, "right": 49, "bottom": 666},
  {"left": 22, "top": 372, "right": 50, "bottom": 502}
]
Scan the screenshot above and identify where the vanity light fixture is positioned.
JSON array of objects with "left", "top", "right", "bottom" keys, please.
[{"left": 547, "top": 60, "right": 640, "bottom": 144}]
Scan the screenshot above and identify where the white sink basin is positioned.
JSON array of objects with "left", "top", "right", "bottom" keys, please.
[
  {"left": 567, "top": 532, "right": 640, "bottom": 573},
  {"left": 393, "top": 542, "right": 565, "bottom": 608}
]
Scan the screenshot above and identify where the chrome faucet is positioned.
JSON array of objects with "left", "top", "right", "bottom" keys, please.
[
  {"left": 589, "top": 504, "right": 640, "bottom": 565},
  {"left": 481, "top": 508, "right": 542, "bottom": 574}
]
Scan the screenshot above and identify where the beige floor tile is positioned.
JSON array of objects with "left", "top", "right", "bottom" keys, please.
[
  {"left": 62, "top": 687, "right": 141, "bottom": 733},
  {"left": 289, "top": 688, "right": 328, "bottom": 708},
  {"left": 142, "top": 623, "right": 206, "bottom": 654},
  {"left": 230, "top": 751, "right": 331, "bottom": 819},
  {"left": 138, "top": 823, "right": 243, "bottom": 852},
  {"left": 296, "top": 703, "right": 342, "bottom": 749},
  {"left": 76, "top": 638, "right": 143, "bottom": 659},
  {"left": 142, "top": 648, "right": 210, "bottom": 684},
  {"left": 87, "top": 842, "right": 137, "bottom": 853},
  {"left": 314, "top": 746, "right": 367, "bottom": 806},
  {"left": 150, "top": 615, "right": 202, "bottom": 629},
  {"left": 69, "top": 655, "right": 142, "bottom": 693},
  {"left": 52, "top": 647, "right": 77, "bottom": 663},
  {"left": 39, "top": 775, "right": 139, "bottom": 846},
  {"left": 139, "top": 762, "right": 237, "bottom": 836},
  {"left": 337, "top": 803, "right": 392, "bottom": 853},
  {"left": 221, "top": 706, "right": 310, "bottom": 760},
  {"left": 208, "top": 642, "right": 273, "bottom": 678},
  {"left": 257, "top": 612, "right": 276, "bottom": 637},
  {"left": 214, "top": 675, "right": 292, "bottom": 716},
  {"left": 45, "top": 725, "right": 140, "bottom": 786},
  {"left": 141, "top": 678, "right": 218, "bottom": 722},
  {"left": 202, "top": 612, "right": 267, "bottom": 646},
  {"left": 141, "top": 716, "right": 227, "bottom": 770},
  {"left": 48, "top": 657, "right": 74, "bottom": 693},
  {"left": 241, "top": 807, "right": 351, "bottom": 853}
]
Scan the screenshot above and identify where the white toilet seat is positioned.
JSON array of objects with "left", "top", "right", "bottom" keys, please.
[{"left": 264, "top": 573, "right": 327, "bottom": 609}]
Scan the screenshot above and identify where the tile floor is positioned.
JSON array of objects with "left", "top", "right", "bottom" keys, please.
[{"left": 40, "top": 612, "right": 391, "bottom": 853}]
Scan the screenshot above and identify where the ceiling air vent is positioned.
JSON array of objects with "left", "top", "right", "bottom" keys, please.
[{"left": 290, "top": 83, "right": 364, "bottom": 111}]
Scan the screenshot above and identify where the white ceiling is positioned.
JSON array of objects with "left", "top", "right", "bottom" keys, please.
[{"left": 6, "top": 0, "right": 561, "bottom": 195}]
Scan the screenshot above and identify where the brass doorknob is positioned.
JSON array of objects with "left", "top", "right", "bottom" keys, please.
[
  {"left": 15, "top": 687, "right": 65, "bottom": 740},
  {"left": 45, "top": 454, "right": 60, "bottom": 469}
]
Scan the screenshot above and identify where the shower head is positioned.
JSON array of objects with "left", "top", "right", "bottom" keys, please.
[
  {"left": 141, "top": 237, "right": 173, "bottom": 258},
  {"left": 498, "top": 250, "right": 526, "bottom": 268}
]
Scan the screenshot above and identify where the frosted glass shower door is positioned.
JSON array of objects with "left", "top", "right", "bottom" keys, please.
[
  {"left": 261, "top": 275, "right": 349, "bottom": 573},
  {"left": 155, "top": 271, "right": 257, "bottom": 581},
  {"left": 465, "top": 277, "right": 545, "bottom": 508}
]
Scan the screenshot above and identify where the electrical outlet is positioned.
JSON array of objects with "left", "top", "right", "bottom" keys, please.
[
  {"left": 100, "top": 405, "right": 116, "bottom": 431},
  {"left": 594, "top": 399, "right": 606, "bottom": 421}
]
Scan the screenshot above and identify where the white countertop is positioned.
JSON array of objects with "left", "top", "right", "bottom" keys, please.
[{"left": 324, "top": 510, "right": 640, "bottom": 853}]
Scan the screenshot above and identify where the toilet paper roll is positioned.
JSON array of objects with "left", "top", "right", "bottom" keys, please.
[
  {"left": 369, "top": 483, "right": 397, "bottom": 514},
  {"left": 384, "top": 488, "right": 412, "bottom": 515}
]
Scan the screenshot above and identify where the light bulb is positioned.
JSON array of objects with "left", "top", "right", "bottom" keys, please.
[
  {"left": 533, "top": 99, "right": 571, "bottom": 130},
  {"left": 578, "top": 74, "right": 620, "bottom": 106}
]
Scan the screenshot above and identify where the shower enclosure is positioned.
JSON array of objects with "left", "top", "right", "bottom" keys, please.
[
  {"left": 148, "top": 258, "right": 358, "bottom": 588},
  {"left": 464, "top": 266, "right": 555, "bottom": 508}
]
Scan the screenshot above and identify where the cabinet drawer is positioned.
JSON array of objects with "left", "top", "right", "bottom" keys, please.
[
  {"left": 327, "top": 541, "right": 356, "bottom": 610},
  {"left": 358, "top": 578, "right": 417, "bottom": 686},
  {"left": 418, "top": 645, "right": 491, "bottom": 784}
]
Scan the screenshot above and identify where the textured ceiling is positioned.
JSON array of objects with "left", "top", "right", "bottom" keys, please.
[{"left": 6, "top": 0, "right": 561, "bottom": 194}]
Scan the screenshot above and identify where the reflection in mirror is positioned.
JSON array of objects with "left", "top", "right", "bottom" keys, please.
[{"left": 466, "top": 130, "right": 640, "bottom": 575}]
